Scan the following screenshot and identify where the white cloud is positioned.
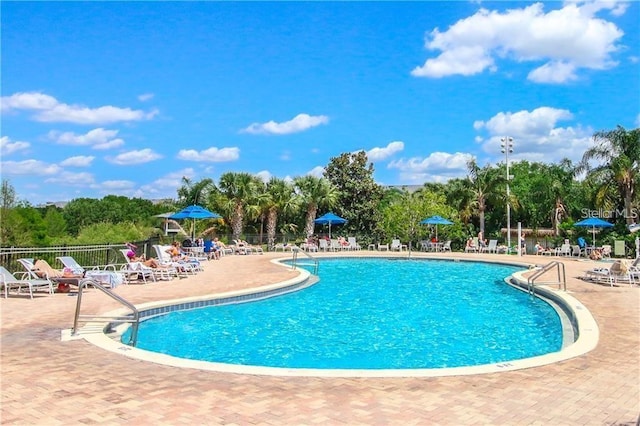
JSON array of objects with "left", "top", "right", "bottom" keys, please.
[
  {"left": 107, "top": 148, "right": 162, "bottom": 165},
  {"left": 388, "top": 152, "right": 474, "bottom": 183},
  {"left": 364, "top": 141, "right": 405, "bottom": 161},
  {"left": 136, "top": 168, "right": 195, "bottom": 198},
  {"left": 44, "top": 171, "right": 95, "bottom": 186},
  {"left": 100, "top": 180, "right": 136, "bottom": 190},
  {"left": 138, "top": 93, "right": 154, "bottom": 102},
  {"left": 1, "top": 159, "right": 62, "bottom": 176},
  {"left": 59, "top": 156, "right": 95, "bottom": 167},
  {"left": 279, "top": 150, "right": 292, "bottom": 161},
  {"left": 0, "top": 92, "right": 58, "bottom": 111},
  {"left": 176, "top": 147, "right": 240, "bottom": 162},
  {"left": 241, "top": 113, "right": 329, "bottom": 135},
  {"left": 255, "top": 170, "right": 272, "bottom": 182},
  {"left": 527, "top": 61, "right": 578, "bottom": 84},
  {"left": 412, "top": 2, "right": 624, "bottom": 83},
  {"left": 307, "top": 166, "right": 325, "bottom": 178},
  {"left": 474, "top": 107, "right": 574, "bottom": 137},
  {"left": 1, "top": 91, "right": 158, "bottom": 124},
  {"left": 49, "top": 128, "right": 125, "bottom": 150},
  {"left": 0, "top": 136, "right": 30, "bottom": 156},
  {"left": 474, "top": 106, "right": 593, "bottom": 163}
]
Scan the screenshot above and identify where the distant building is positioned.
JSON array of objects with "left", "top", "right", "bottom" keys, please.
[
  {"left": 383, "top": 185, "right": 424, "bottom": 193},
  {"left": 36, "top": 201, "right": 68, "bottom": 209}
]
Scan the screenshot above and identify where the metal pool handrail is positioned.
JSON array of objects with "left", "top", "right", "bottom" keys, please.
[
  {"left": 291, "top": 247, "right": 319, "bottom": 275},
  {"left": 72, "top": 278, "right": 140, "bottom": 346},
  {"left": 527, "top": 261, "right": 566, "bottom": 295}
]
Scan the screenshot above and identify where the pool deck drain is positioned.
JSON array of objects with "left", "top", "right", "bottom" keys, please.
[{"left": 1, "top": 251, "right": 638, "bottom": 424}]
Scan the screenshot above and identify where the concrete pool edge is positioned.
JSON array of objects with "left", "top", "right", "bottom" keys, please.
[{"left": 64, "top": 256, "right": 600, "bottom": 378}]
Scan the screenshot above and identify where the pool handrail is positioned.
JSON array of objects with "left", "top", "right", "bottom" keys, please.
[
  {"left": 527, "top": 261, "right": 566, "bottom": 295},
  {"left": 72, "top": 277, "right": 140, "bottom": 346},
  {"left": 290, "top": 246, "right": 319, "bottom": 275}
]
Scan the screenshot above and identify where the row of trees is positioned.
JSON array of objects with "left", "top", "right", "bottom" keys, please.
[{"left": 1, "top": 126, "right": 638, "bottom": 251}]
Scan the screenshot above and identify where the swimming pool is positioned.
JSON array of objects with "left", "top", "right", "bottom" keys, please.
[{"left": 122, "top": 258, "right": 564, "bottom": 370}]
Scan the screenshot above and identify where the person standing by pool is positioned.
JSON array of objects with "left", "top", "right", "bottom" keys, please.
[
  {"left": 478, "top": 230, "right": 487, "bottom": 249},
  {"left": 520, "top": 232, "right": 527, "bottom": 254}
]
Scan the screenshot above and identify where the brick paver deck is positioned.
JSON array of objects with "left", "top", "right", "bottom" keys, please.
[{"left": 1, "top": 251, "right": 639, "bottom": 425}]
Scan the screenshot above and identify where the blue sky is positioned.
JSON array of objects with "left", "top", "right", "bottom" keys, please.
[{"left": 1, "top": 1, "right": 639, "bottom": 205}]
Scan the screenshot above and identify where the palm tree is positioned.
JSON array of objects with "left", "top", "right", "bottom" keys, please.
[
  {"left": 466, "top": 159, "right": 503, "bottom": 236},
  {"left": 293, "top": 176, "right": 339, "bottom": 237},
  {"left": 443, "top": 178, "right": 474, "bottom": 226},
  {"left": 218, "top": 172, "right": 262, "bottom": 241},
  {"left": 580, "top": 126, "right": 640, "bottom": 225},
  {"left": 547, "top": 159, "right": 576, "bottom": 236},
  {"left": 176, "top": 177, "right": 215, "bottom": 207},
  {"left": 264, "top": 178, "right": 298, "bottom": 249}
]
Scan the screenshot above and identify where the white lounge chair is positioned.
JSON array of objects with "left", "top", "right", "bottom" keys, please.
[
  {"left": 482, "top": 239, "right": 498, "bottom": 253},
  {"left": 233, "top": 240, "right": 263, "bottom": 255},
  {"left": 390, "top": 239, "right": 407, "bottom": 252},
  {"left": 273, "top": 243, "right": 293, "bottom": 252},
  {"left": 153, "top": 245, "right": 194, "bottom": 276},
  {"left": 557, "top": 244, "right": 571, "bottom": 256},
  {"left": 330, "top": 239, "right": 343, "bottom": 251},
  {"left": 0, "top": 266, "right": 53, "bottom": 299},
  {"left": 300, "top": 241, "right": 318, "bottom": 252},
  {"left": 119, "top": 249, "right": 168, "bottom": 283},
  {"left": 347, "top": 237, "right": 361, "bottom": 251},
  {"left": 584, "top": 259, "right": 636, "bottom": 287},
  {"left": 57, "top": 256, "right": 125, "bottom": 288},
  {"left": 319, "top": 239, "right": 330, "bottom": 252}
]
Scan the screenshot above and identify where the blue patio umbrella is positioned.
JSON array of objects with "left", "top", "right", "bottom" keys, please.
[
  {"left": 574, "top": 217, "right": 613, "bottom": 246},
  {"left": 420, "top": 215, "right": 453, "bottom": 241},
  {"left": 314, "top": 212, "right": 347, "bottom": 239},
  {"left": 169, "top": 205, "right": 222, "bottom": 239}
]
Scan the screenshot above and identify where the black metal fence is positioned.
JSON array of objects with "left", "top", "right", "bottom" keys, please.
[{"left": 0, "top": 237, "right": 162, "bottom": 274}]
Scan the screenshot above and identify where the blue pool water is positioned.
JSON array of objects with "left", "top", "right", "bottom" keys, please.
[{"left": 125, "top": 258, "right": 563, "bottom": 369}]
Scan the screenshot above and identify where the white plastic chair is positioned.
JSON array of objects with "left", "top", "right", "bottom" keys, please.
[{"left": 0, "top": 266, "right": 53, "bottom": 299}]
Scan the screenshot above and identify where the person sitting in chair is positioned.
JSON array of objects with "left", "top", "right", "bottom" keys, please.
[
  {"left": 126, "top": 250, "right": 162, "bottom": 268},
  {"left": 466, "top": 237, "right": 476, "bottom": 251}
]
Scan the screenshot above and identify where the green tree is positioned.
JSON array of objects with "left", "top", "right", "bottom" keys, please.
[
  {"left": 293, "top": 175, "right": 339, "bottom": 237},
  {"left": 11, "top": 205, "right": 49, "bottom": 246},
  {"left": 443, "top": 178, "right": 475, "bottom": 227},
  {"left": 218, "top": 172, "right": 262, "bottom": 241},
  {"left": 323, "top": 151, "right": 384, "bottom": 238},
  {"left": 0, "top": 179, "right": 18, "bottom": 245},
  {"left": 177, "top": 177, "right": 215, "bottom": 207},
  {"left": 380, "top": 189, "right": 457, "bottom": 248},
  {"left": 43, "top": 207, "right": 67, "bottom": 238},
  {"left": 580, "top": 126, "right": 640, "bottom": 225},
  {"left": 466, "top": 159, "right": 503, "bottom": 236},
  {"left": 264, "top": 178, "right": 298, "bottom": 249}
]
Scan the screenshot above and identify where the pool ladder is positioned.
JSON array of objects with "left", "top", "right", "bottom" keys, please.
[
  {"left": 72, "top": 278, "right": 140, "bottom": 346},
  {"left": 527, "top": 261, "right": 566, "bottom": 296},
  {"left": 290, "top": 247, "right": 319, "bottom": 275}
]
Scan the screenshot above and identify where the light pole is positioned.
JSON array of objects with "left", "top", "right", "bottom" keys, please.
[{"left": 501, "top": 137, "right": 514, "bottom": 250}]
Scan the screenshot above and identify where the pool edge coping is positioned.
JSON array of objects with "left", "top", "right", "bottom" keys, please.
[{"left": 63, "top": 255, "right": 600, "bottom": 378}]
